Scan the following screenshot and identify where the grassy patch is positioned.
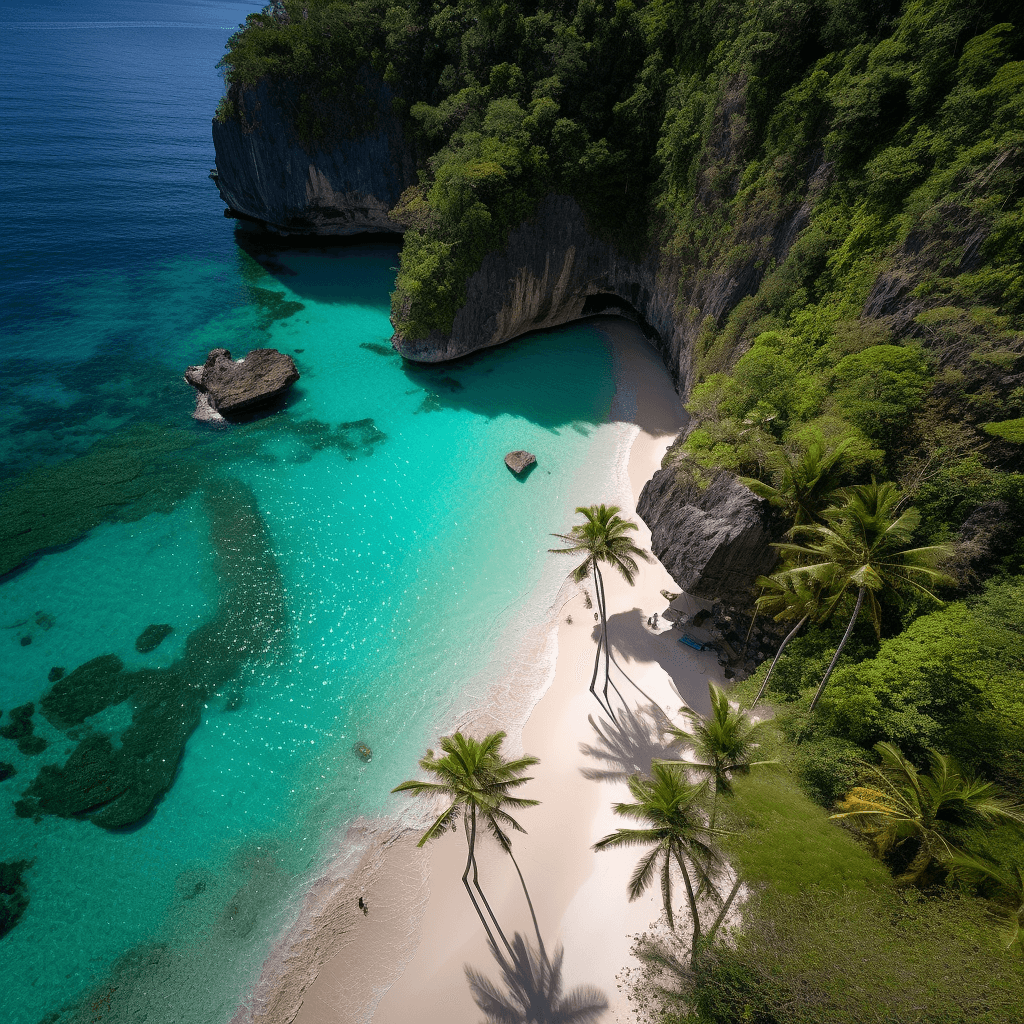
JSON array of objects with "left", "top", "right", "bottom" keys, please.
[{"left": 718, "top": 744, "right": 892, "bottom": 897}]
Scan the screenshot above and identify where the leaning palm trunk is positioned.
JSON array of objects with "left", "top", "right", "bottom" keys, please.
[
  {"left": 808, "top": 586, "right": 865, "bottom": 712},
  {"left": 750, "top": 613, "right": 810, "bottom": 708},
  {"left": 672, "top": 846, "right": 702, "bottom": 968},
  {"left": 464, "top": 806, "right": 516, "bottom": 962},
  {"left": 593, "top": 565, "right": 626, "bottom": 718}
]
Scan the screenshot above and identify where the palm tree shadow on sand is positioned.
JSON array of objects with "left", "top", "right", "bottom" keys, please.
[
  {"left": 466, "top": 933, "right": 608, "bottom": 1023},
  {"left": 579, "top": 704, "right": 680, "bottom": 783}
]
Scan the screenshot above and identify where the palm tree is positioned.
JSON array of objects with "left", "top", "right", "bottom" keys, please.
[
  {"left": 948, "top": 853, "right": 1024, "bottom": 949},
  {"left": 392, "top": 731, "right": 540, "bottom": 958},
  {"left": 749, "top": 573, "right": 825, "bottom": 707},
  {"left": 550, "top": 504, "right": 651, "bottom": 720},
  {"left": 465, "top": 933, "right": 608, "bottom": 1023},
  {"left": 830, "top": 742, "right": 1024, "bottom": 886},
  {"left": 660, "top": 682, "right": 774, "bottom": 828},
  {"left": 593, "top": 762, "right": 722, "bottom": 966},
  {"left": 740, "top": 431, "right": 855, "bottom": 527},
  {"left": 773, "top": 481, "right": 952, "bottom": 711}
]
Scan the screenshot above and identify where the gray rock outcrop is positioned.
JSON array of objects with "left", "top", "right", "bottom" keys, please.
[
  {"left": 637, "top": 468, "right": 777, "bottom": 605},
  {"left": 504, "top": 450, "right": 536, "bottom": 474},
  {"left": 392, "top": 194, "right": 687, "bottom": 378},
  {"left": 185, "top": 347, "right": 299, "bottom": 421},
  {"left": 212, "top": 77, "right": 417, "bottom": 236}
]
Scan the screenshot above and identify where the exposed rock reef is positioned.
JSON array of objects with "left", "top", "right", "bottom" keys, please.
[
  {"left": 185, "top": 347, "right": 300, "bottom": 422},
  {"left": 637, "top": 469, "right": 777, "bottom": 605},
  {"left": 504, "top": 450, "right": 536, "bottom": 474},
  {"left": 212, "top": 79, "right": 417, "bottom": 235}
]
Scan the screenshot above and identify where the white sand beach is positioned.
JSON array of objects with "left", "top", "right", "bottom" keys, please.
[{"left": 242, "top": 320, "right": 727, "bottom": 1024}]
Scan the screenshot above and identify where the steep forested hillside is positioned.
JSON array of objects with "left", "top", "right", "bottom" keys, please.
[
  {"left": 216, "top": 4, "right": 1024, "bottom": 1020},
  {"left": 218, "top": 0, "right": 1022, "bottom": 558}
]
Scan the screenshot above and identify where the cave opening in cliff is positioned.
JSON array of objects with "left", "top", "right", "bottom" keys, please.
[{"left": 580, "top": 292, "right": 661, "bottom": 346}]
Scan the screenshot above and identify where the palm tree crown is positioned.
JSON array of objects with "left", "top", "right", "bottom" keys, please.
[
  {"left": 774, "top": 481, "right": 952, "bottom": 710},
  {"left": 830, "top": 741, "right": 1024, "bottom": 886},
  {"left": 550, "top": 503, "right": 651, "bottom": 586},
  {"left": 663, "top": 683, "right": 772, "bottom": 818},
  {"left": 392, "top": 731, "right": 539, "bottom": 957},
  {"left": 741, "top": 431, "right": 855, "bottom": 527},
  {"left": 550, "top": 504, "right": 651, "bottom": 719},
  {"left": 393, "top": 730, "right": 539, "bottom": 850},
  {"left": 593, "top": 762, "right": 722, "bottom": 964}
]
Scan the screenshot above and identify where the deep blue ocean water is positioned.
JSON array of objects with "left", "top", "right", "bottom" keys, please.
[{"left": 0, "top": 4, "right": 623, "bottom": 1022}]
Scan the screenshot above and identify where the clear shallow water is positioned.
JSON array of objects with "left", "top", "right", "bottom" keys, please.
[{"left": 1, "top": 4, "right": 624, "bottom": 1022}]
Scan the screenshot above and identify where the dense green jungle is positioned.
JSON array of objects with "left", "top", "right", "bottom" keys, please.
[{"left": 216, "top": 1, "right": 1024, "bottom": 1020}]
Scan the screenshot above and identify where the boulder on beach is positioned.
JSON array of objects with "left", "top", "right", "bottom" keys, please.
[
  {"left": 185, "top": 347, "right": 300, "bottom": 422},
  {"left": 504, "top": 450, "right": 536, "bottom": 475}
]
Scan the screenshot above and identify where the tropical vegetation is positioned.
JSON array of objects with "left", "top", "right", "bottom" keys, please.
[
  {"left": 215, "top": 0, "right": 1024, "bottom": 1018},
  {"left": 550, "top": 504, "right": 651, "bottom": 719},
  {"left": 830, "top": 741, "right": 1023, "bottom": 886},
  {"left": 392, "top": 730, "right": 540, "bottom": 957},
  {"left": 593, "top": 762, "right": 723, "bottom": 966},
  {"left": 660, "top": 681, "right": 772, "bottom": 827}
]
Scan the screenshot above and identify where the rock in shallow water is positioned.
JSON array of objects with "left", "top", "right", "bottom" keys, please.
[
  {"left": 504, "top": 450, "right": 536, "bottom": 475},
  {"left": 185, "top": 347, "right": 299, "bottom": 421}
]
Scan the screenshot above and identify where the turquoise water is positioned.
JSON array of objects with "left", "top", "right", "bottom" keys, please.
[
  {"left": 0, "top": 239, "right": 622, "bottom": 1022},
  {"left": 1, "top": 4, "right": 626, "bottom": 1018}
]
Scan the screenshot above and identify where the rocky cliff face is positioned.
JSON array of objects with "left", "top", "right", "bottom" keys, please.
[
  {"left": 637, "top": 468, "right": 777, "bottom": 605},
  {"left": 210, "top": 78, "right": 803, "bottom": 602},
  {"left": 392, "top": 193, "right": 688, "bottom": 377},
  {"left": 212, "top": 79, "right": 417, "bottom": 235}
]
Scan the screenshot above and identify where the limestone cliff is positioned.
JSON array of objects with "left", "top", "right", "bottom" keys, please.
[
  {"left": 637, "top": 468, "right": 777, "bottom": 606},
  {"left": 212, "top": 79, "right": 417, "bottom": 236},
  {"left": 392, "top": 194, "right": 685, "bottom": 375},
  {"left": 209, "top": 79, "right": 802, "bottom": 601}
]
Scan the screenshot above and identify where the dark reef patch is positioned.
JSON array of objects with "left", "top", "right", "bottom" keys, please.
[
  {"left": 18, "top": 477, "right": 287, "bottom": 830},
  {"left": 0, "top": 413, "right": 386, "bottom": 579},
  {"left": 0, "top": 703, "right": 48, "bottom": 755},
  {"left": 135, "top": 624, "right": 174, "bottom": 654},
  {"left": 360, "top": 341, "right": 399, "bottom": 357},
  {"left": 47, "top": 667, "right": 65, "bottom": 683},
  {"left": 41, "top": 656, "right": 126, "bottom": 729},
  {"left": 248, "top": 286, "right": 304, "bottom": 329},
  {"left": 0, "top": 859, "right": 31, "bottom": 939},
  {"left": 2, "top": 703, "right": 37, "bottom": 741},
  {"left": 0, "top": 762, "right": 16, "bottom": 782}
]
